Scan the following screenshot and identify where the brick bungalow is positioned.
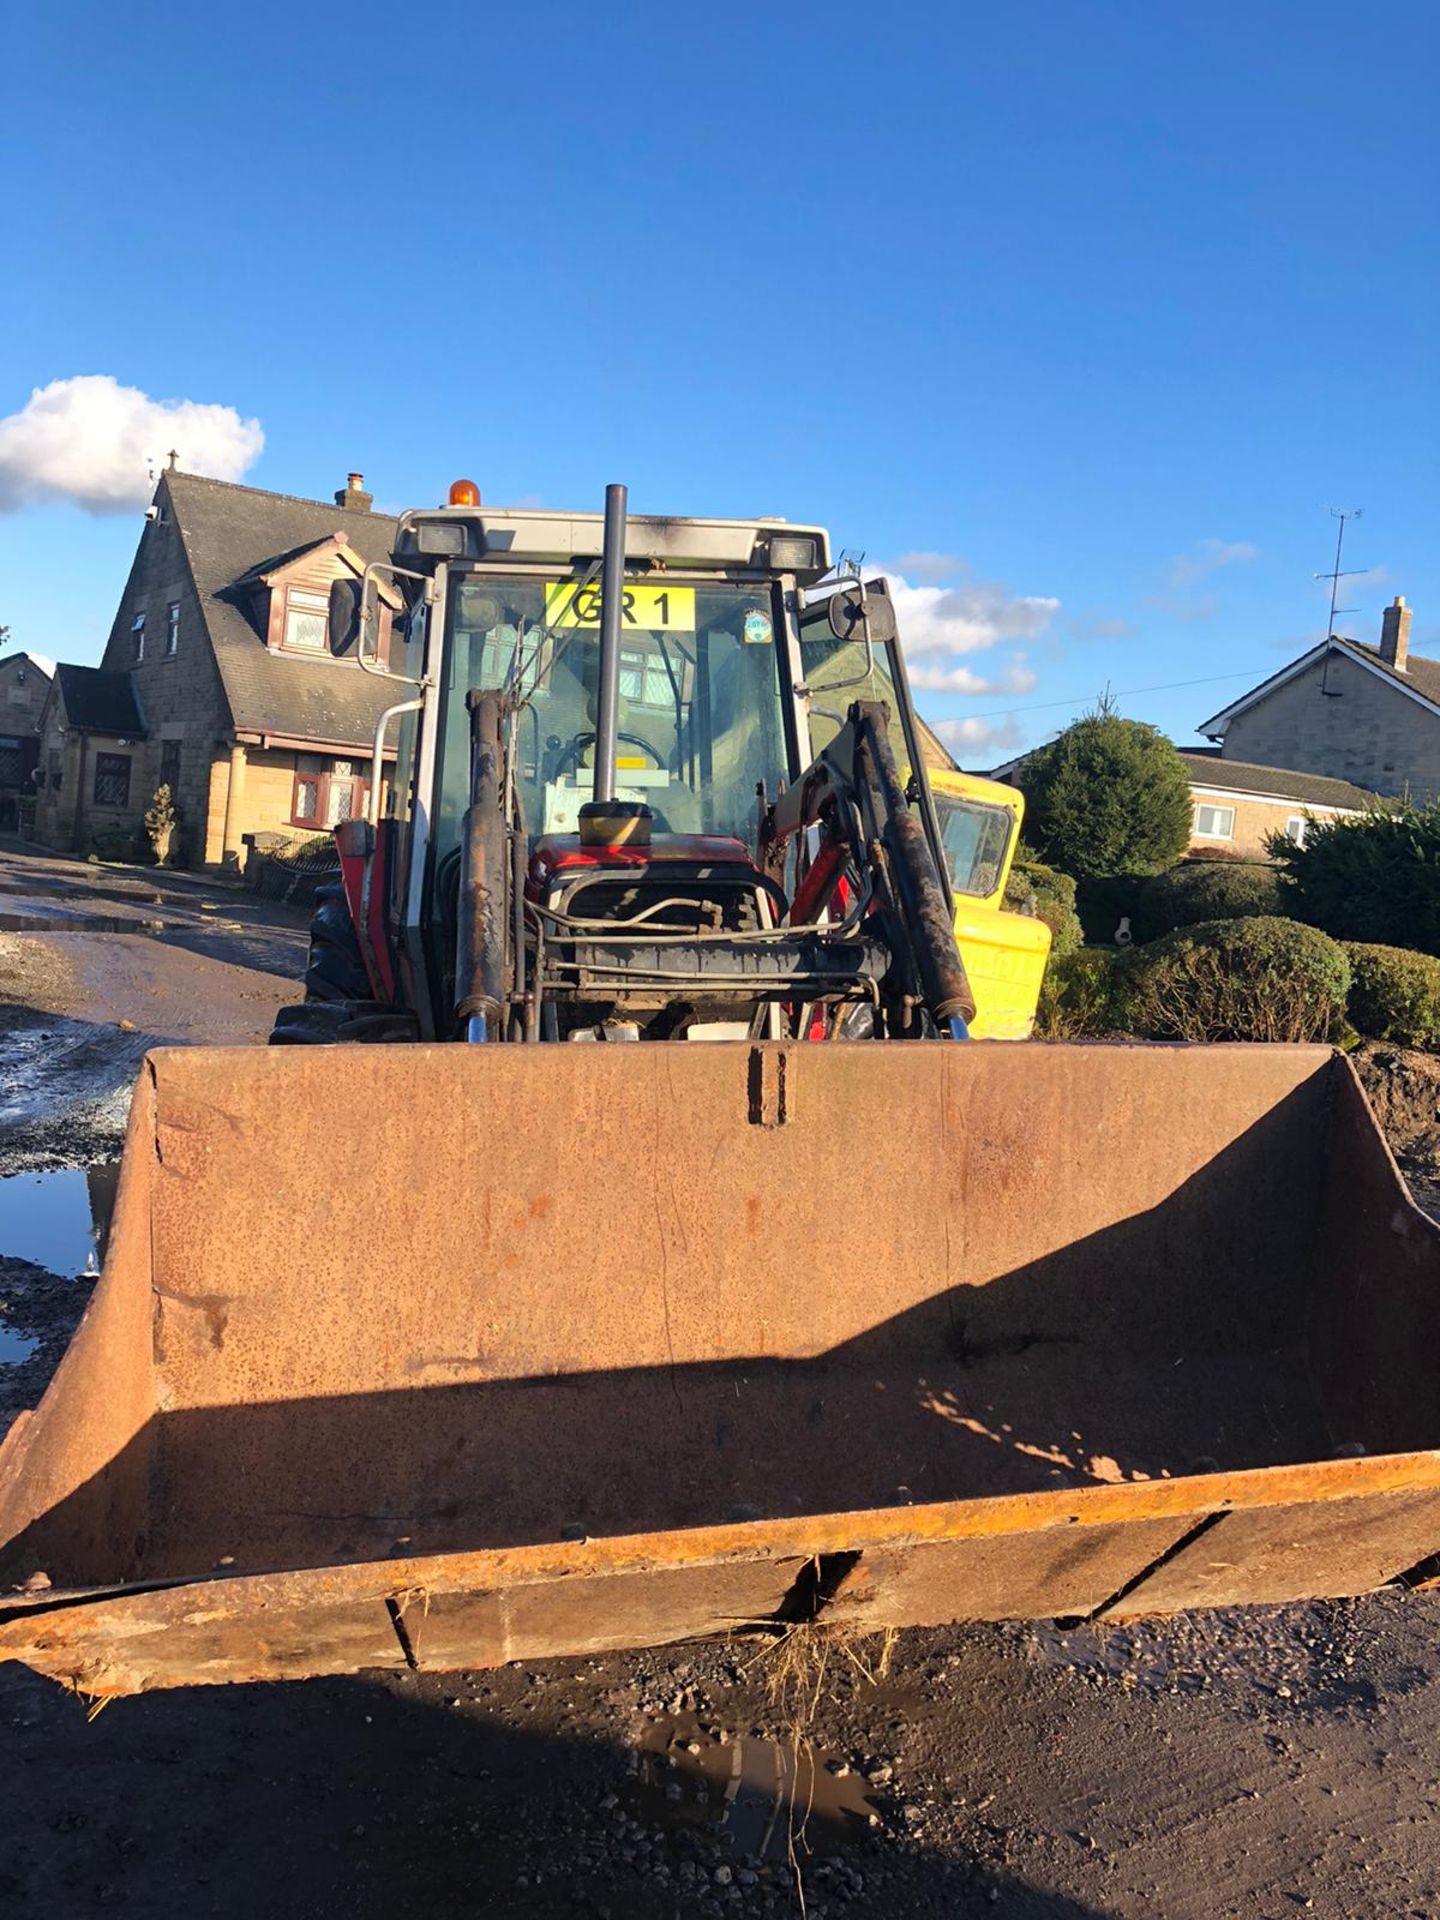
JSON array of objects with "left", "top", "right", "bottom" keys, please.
[
  {"left": 1197, "top": 596, "right": 1440, "bottom": 801},
  {"left": 1176, "top": 750, "right": 1373, "bottom": 857},
  {"left": 34, "top": 467, "right": 402, "bottom": 868}
]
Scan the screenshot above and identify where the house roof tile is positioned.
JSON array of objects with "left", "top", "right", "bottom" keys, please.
[
  {"left": 164, "top": 472, "right": 403, "bottom": 750},
  {"left": 1177, "top": 750, "right": 1376, "bottom": 811},
  {"left": 54, "top": 665, "right": 147, "bottom": 736}
]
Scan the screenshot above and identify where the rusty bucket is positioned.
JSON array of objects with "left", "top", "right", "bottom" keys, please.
[{"left": 4, "top": 1041, "right": 1440, "bottom": 1695}]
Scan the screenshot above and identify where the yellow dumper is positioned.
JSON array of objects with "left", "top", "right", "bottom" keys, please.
[{"left": 930, "top": 770, "right": 1051, "bottom": 1040}]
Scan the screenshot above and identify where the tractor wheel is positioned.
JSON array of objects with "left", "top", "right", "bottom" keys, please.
[
  {"left": 304, "top": 882, "right": 371, "bottom": 1003},
  {"left": 269, "top": 883, "right": 419, "bottom": 1045}
]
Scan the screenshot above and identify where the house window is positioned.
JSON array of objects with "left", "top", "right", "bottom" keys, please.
[
  {"left": 94, "top": 753, "right": 132, "bottom": 808},
  {"left": 283, "top": 588, "right": 330, "bottom": 653},
  {"left": 1193, "top": 803, "right": 1236, "bottom": 840},
  {"left": 291, "top": 754, "right": 368, "bottom": 829},
  {"left": 131, "top": 613, "right": 146, "bottom": 663},
  {"left": 160, "top": 739, "right": 182, "bottom": 793},
  {"left": 165, "top": 602, "right": 180, "bottom": 657},
  {"left": 1285, "top": 816, "right": 1308, "bottom": 847},
  {"left": 47, "top": 747, "right": 62, "bottom": 794}
]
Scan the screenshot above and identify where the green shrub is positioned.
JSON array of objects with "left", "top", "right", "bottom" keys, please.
[
  {"left": 86, "top": 823, "right": 150, "bottom": 864},
  {"left": 1132, "top": 861, "right": 1282, "bottom": 942},
  {"left": 1009, "top": 858, "right": 1083, "bottom": 956},
  {"left": 1017, "top": 704, "right": 1193, "bottom": 880},
  {"left": 1035, "top": 947, "right": 1132, "bottom": 1038},
  {"left": 1126, "top": 915, "right": 1351, "bottom": 1044},
  {"left": 1269, "top": 802, "right": 1440, "bottom": 954},
  {"left": 1343, "top": 942, "right": 1440, "bottom": 1049}
]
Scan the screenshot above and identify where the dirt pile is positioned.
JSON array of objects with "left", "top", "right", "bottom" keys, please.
[{"left": 1353, "top": 1040, "right": 1440, "bottom": 1214}]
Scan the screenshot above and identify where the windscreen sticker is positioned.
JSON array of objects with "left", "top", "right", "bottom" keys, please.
[{"left": 544, "top": 582, "right": 697, "bottom": 632}]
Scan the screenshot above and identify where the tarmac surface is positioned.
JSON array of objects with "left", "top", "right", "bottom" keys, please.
[{"left": 2, "top": 841, "right": 1440, "bottom": 1918}]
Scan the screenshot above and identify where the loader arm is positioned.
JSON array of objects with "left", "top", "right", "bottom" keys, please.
[{"left": 767, "top": 698, "right": 977, "bottom": 1037}]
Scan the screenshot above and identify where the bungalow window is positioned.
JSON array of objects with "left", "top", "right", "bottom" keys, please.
[
  {"left": 291, "top": 754, "right": 369, "bottom": 829},
  {"left": 1285, "top": 815, "right": 1308, "bottom": 847},
  {"left": 1193, "top": 803, "right": 1235, "bottom": 840},
  {"left": 131, "top": 613, "right": 146, "bottom": 663},
  {"left": 94, "top": 753, "right": 132, "bottom": 808},
  {"left": 166, "top": 602, "right": 180, "bottom": 657},
  {"left": 283, "top": 588, "right": 330, "bottom": 653}
]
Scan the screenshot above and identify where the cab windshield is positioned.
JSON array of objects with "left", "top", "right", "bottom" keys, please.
[
  {"left": 434, "top": 574, "right": 790, "bottom": 857},
  {"left": 933, "top": 793, "right": 1014, "bottom": 899}
]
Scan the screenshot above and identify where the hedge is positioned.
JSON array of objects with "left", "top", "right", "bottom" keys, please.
[
  {"left": 1034, "top": 948, "right": 1131, "bottom": 1039},
  {"left": 1007, "top": 859, "right": 1083, "bottom": 957},
  {"left": 1131, "top": 861, "right": 1283, "bottom": 943},
  {"left": 1344, "top": 942, "right": 1440, "bottom": 1050},
  {"left": 1269, "top": 803, "right": 1440, "bottom": 955},
  {"left": 1125, "top": 915, "right": 1351, "bottom": 1044}
]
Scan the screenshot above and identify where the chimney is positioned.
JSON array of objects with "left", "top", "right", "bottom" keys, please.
[
  {"left": 1380, "top": 595, "right": 1412, "bottom": 672},
  {"left": 335, "top": 471, "right": 373, "bottom": 512}
]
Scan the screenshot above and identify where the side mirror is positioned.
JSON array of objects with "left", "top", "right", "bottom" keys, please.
[
  {"left": 328, "top": 577, "right": 365, "bottom": 656},
  {"left": 827, "top": 581, "right": 898, "bottom": 646}
]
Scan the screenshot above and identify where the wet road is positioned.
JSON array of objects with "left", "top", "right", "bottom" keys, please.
[{"left": 0, "top": 841, "right": 305, "bottom": 1175}]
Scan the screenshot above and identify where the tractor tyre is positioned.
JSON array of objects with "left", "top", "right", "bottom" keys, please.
[
  {"left": 270, "top": 882, "right": 418, "bottom": 1045},
  {"left": 304, "top": 882, "right": 371, "bottom": 1003},
  {"left": 269, "top": 1002, "right": 350, "bottom": 1045}
]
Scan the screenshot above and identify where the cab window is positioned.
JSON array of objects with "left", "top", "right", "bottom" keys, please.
[{"left": 934, "top": 793, "right": 1013, "bottom": 899}]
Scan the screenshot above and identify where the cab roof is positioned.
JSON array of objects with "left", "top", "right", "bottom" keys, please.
[{"left": 395, "top": 506, "right": 831, "bottom": 583}]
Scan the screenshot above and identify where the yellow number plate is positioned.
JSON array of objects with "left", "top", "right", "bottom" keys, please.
[{"left": 544, "top": 582, "right": 696, "bottom": 632}]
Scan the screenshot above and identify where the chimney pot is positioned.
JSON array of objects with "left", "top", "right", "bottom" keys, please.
[
  {"left": 1380, "top": 595, "right": 1412, "bottom": 672},
  {"left": 335, "top": 471, "right": 373, "bottom": 512}
]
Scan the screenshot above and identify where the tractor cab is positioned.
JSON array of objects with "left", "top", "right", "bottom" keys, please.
[{"left": 320, "top": 489, "right": 965, "bottom": 1044}]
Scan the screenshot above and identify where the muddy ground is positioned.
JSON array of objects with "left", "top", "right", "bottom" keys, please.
[{"left": 3, "top": 841, "right": 1440, "bottom": 1918}]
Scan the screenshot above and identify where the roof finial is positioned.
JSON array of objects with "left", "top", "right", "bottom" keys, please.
[{"left": 167, "top": 449, "right": 179, "bottom": 471}]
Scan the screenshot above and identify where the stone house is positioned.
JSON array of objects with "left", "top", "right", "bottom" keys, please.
[
  {"left": 1176, "top": 750, "right": 1372, "bottom": 858},
  {"left": 33, "top": 468, "right": 401, "bottom": 867},
  {"left": 1197, "top": 597, "right": 1440, "bottom": 801},
  {"left": 0, "top": 650, "right": 54, "bottom": 810}
]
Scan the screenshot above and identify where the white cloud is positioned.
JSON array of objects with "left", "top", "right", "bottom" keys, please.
[
  {"left": 909, "top": 657, "right": 1038, "bottom": 696},
  {"left": 0, "top": 375, "right": 264, "bottom": 514},
  {"left": 884, "top": 569, "right": 1061, "bottom": 659},
  {"left": 932, "top": 715, "right": 1025, "bottom": 757},
  {"left": 1162, "top": 538, "right": 1256, "bottom": 589}
]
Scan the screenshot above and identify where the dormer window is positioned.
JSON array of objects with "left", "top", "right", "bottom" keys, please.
[
  {"left": 250, "top": 536, "right": 397, "bottom": 659},
  {"left": 283, "top": 588, "right": 330, "bottom": 653}
]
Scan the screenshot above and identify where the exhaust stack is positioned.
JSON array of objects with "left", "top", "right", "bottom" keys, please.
[{"left": 592, "top": 482, "right": 628, "bottom": 804}]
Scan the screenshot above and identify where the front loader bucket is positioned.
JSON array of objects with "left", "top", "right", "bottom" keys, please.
[{"left": 4, "top": 1041, "right": 1440, "bottom": 1695}]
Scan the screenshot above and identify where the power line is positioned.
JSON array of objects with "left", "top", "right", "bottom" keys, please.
[{"left": 959, "top": 665, "right": 1282, "bottom": 723}]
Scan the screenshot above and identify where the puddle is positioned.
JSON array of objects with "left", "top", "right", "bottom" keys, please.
[
  {"left": 0, "top": 1164, "right": 118, "bottom": 1276},
  {"left": 0, "top": 1328, "right": 38, "bottom": 1374},
  {"left": 0, "top": 910, "right": 179, "bottom": 936},
  {"left": 629, "top": 1714, "right": 879, "bottom": 1860},
  {"left": 0, "top": 1325, "right": 39, "bottom": 1364}
]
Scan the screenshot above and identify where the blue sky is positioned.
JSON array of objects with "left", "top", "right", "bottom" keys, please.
[{"left": 1, "top": 0, "right": 1435, "bottom": 762}]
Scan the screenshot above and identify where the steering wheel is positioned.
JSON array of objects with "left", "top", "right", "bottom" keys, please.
[{"left": 551, "top": 730, "right": 669, "bottom": 781}]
